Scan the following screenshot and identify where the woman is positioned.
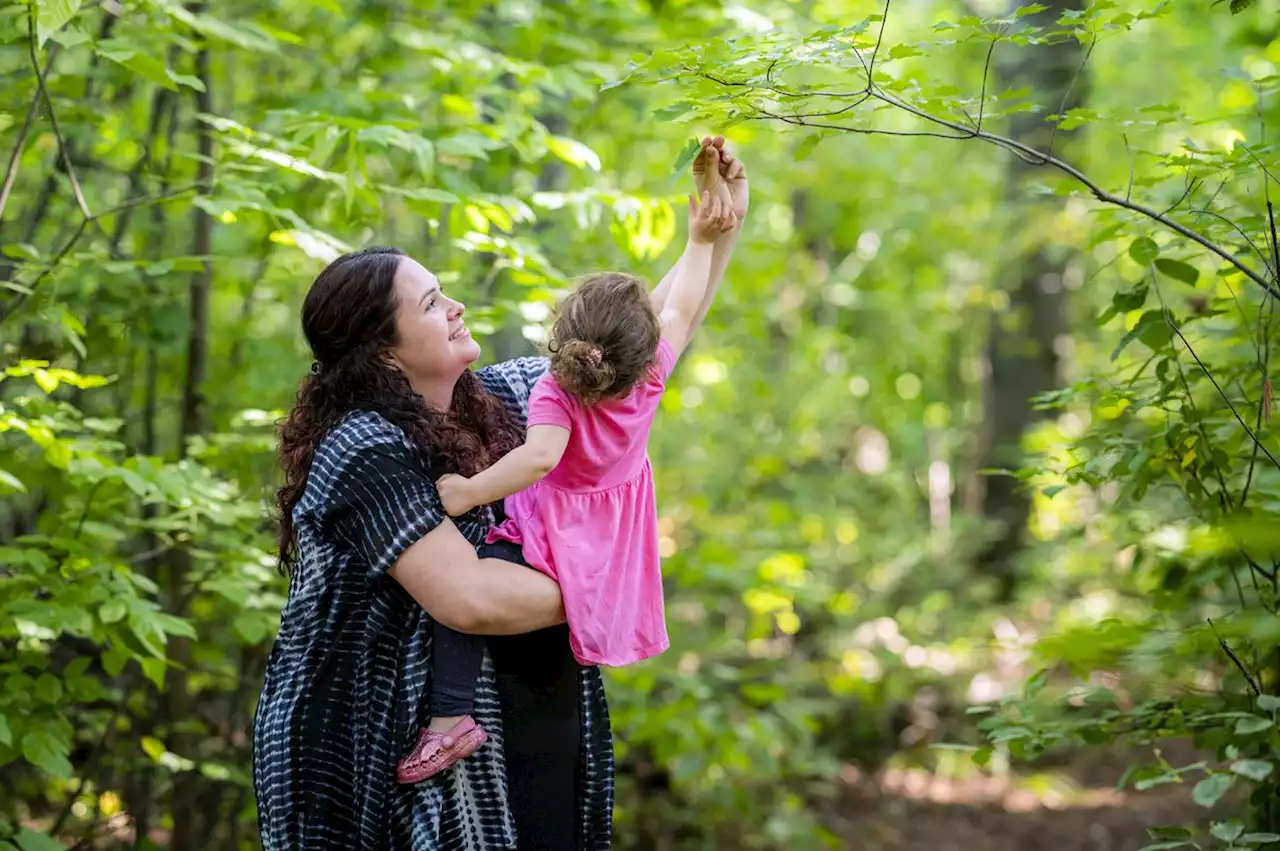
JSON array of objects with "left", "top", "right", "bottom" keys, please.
[{"left": 252, "top": 138, "right": 747, "bottom": 850}]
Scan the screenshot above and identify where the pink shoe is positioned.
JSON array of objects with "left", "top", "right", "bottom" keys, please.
[{"left": 396, "top": 717, "right": 487, "bottom": 784}]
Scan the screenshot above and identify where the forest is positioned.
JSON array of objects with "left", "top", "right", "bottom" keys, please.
[{"left": 3, "top": 0, "right": 1280, "bottom": 848}]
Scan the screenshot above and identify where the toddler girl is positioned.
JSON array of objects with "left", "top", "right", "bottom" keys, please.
[{"left": 395, "top": 189, "right": 737, "bottom": 784}]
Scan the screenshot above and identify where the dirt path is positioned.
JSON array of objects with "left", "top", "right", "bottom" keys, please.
[{"left": 827, "top": 742, "right": 1225, "bottom": 850}]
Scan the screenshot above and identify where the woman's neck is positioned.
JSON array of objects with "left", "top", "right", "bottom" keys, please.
[{"left": 407, "top": 372, "right": 458, "bottom": 412}]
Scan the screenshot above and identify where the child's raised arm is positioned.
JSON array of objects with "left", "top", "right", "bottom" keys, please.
[
  {"left": 658, "top": 192, "right": 735, "bottom": 358},
  {"left": 436, "top": 424, "right": 570, "bottom": 516}
]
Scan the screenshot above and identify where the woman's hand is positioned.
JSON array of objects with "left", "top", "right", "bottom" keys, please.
[{"left": 436, "top": 473, "right": 477, "bottom": 517}]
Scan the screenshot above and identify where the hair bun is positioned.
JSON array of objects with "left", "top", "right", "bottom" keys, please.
[{"left": 554, "top": 340, "right": 617, "bottom": 403}]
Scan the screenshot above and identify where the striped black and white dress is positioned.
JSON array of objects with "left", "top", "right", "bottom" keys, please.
[{"left": 252, "top": 357, "right": 615, "bottom": 850}]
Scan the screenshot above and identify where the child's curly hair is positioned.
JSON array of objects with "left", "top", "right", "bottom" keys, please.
[{"left": 547, "top": 272, "right": 661, "bottom": 404}]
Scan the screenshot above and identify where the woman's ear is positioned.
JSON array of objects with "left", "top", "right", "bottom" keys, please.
[{"left": 382, "top": 351, "right": 404, "bottom": 373}]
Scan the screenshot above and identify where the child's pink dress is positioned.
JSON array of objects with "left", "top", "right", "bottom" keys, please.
[{"left": 487, "top": 337, "right": 677, "bottom": 667}]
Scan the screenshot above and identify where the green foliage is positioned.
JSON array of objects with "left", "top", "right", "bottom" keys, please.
[{"left": 5, "top": 0, "right": 1280, "bottom": 848}]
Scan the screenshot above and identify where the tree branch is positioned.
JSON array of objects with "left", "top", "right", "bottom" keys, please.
[
  {"left": 0, "top": 184, "right": 200, "bottom": 325},
  {"left": 1166, "top": 310, "right": 1280, "bottom": 474},
  {"left": 1209, "top": 617, "right": 1263, "bottom": 697},
  {"left": 27, "top": 5, "right": 96, "bottom": 228},
  {"left": 701, "top": 21, "right": 1280, "bottom": 302},
  {"left": 0, "top": 43, "right": 58, "bottom": 226}
]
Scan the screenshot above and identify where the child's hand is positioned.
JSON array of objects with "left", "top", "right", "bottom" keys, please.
[
  {"left": 436, "top": 474, "right": 477, "bottom": 517},
  {"left": 688, "top": 190, "right": 736, "bottom": 245}
]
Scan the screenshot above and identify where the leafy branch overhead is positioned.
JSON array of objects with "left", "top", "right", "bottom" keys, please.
[{"left": 623, "top": 0, "right": 1280, "bottom": 301}]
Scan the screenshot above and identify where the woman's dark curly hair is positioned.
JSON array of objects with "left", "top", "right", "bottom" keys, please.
[{"left": 275, "top": 246, "right": 524, "bottom": 573}]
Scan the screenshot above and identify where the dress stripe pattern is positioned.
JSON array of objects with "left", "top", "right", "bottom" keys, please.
[{"left": 253, "top": 357, "right": 614, "bottom": 850}]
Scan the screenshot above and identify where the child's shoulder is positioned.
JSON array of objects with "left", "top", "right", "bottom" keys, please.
[{"left": 529, "top": 370, "right": 579, "bottom": 410}]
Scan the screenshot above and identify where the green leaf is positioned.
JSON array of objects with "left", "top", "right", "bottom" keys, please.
[
  {"left": 96, "top": 42, "right": 180, "bottom": 91},
  {"left": 653, "top": 102, "right": 692, "bottom": 121},
  {"left": 1155, "top": 258, "right": 1200, "bottom": 285},
  {"left": 1191, "top": 773, "right": 1234, "bottom": 807},
  {"left": 13, "top": 829, "right": 66, "bottom": 851},
  {"left": 35, "top": 0, "right": 83, "bottom": 47},
  {"left": 671, "top": 137, "right": 702, "bottom": 178},
  {"left": 140, "top": 736, "right": 166, "bottom": 762},
  {"left": 1236, "top": 715, "right": 1273, "bottom": 735},
  {"left": 1112, "top": 310, "right": 1170, "bottom": 361},
  {"left": 32, "top": 369, "right": 58, "bottom": 393},
  {"left": 21, "top": 730, "right": 71, "bottom": 779},
  {"left": 1137, "top": 842, "right": 1196, "bottom": 850},
  {"left": 792, "top": 134, "right": 823, "bottom": 162},
  {"left": 1231, "top": 759, "right": 1273, "bottom": 781},
  {"left": 1212, "top": 820, "right": 1245, "bottom": 842},
  {"left": 99, "top": 599, "right": 127, "bottom": 624},
  {"left": 1023, "top": 668, "right": 1049, "bottom": 698},
  {"left": 0, "top": 715, "right": 11, "bottom": 746},
  {"left": 546, "top": 136, "right": 601, "bottom": 171},
  {"left": 182, "top": 12, "right": 278, "bottom": 53},
  {"left": 34, "top": 674, "right": 62, "bottom": 704},
  {"left": 101, "top": 644, "right": 128, "bottom": 677},
  {"left": 1129, "top": 237, "right": 1159, "bottom": 265},
  {"left": 1111, "top": 282, "right": 1149, "bottom": 313},
  {"left": 1241, "top": 834, "right": 1280, "bottom": 844},
  {"left": 1257, "top": 695, "right": 1280, "bottom": 712},
  {"left": 1015, "top": 2, "right": 1049, "bottom": 16},
  {"left": 0, "top": 468, "right": 26, "bottom": 493},
  {"left": 48, "top": 25, "right": 89, "bottom": 49},
  {"left": 140, "top": 658, "right": 166, "bottom": 690}
]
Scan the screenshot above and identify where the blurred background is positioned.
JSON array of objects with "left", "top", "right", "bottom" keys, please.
[{"left": 3, "top": 0, "right": 1280, "bottom": 848}]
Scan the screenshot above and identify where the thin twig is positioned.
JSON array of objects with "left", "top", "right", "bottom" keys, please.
[
  {"left": 1123, "top": 133, "right": 1135, "bottom": 205},
  {"left": 27, "top": 5, "right": 95, "bottom": 227},
  {"left": 1243, "top": 199, "right": 1280, "bottom": 505},
  {"left": 48, "top": 703, "right": 124, "bottom": 836},
  {"left": 1047, "top": 31, "right": 1096, "bottom": 158},
  {"left": 1160, "top": 175, "right": 1198, "bottom": 218},
  {"left": 868, "top": 0, "right": 890, "bottom": 81},
  {"left": 1188, "top": 207, "right": 1275, "bottom": 280},
  {"left": 1167, "top": 312, "right": 1280, "bottom": 473},
  {"left": 0, "top": 44, "right": 58, "bottom": 225},
  {"left": 976, "top": 36, "right": 997, "bottom": 132},
  {"left": 1209, "top": 617, "right": 1262, "bottom": 697},
  {"left": 0, "top": 183, "right": 197, "bottom": 325},
  {"left": 1239, "top": 144, "right": 1280, "bottom": 195}
]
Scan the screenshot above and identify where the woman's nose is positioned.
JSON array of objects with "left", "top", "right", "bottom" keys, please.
[{"left": 448, "top": 297, "right": 466, "bottom": 317}]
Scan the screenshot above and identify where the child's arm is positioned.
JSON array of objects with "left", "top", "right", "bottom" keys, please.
[
  {"left": 658, "top": 192, "right": 735, "bottom": 359},
  {"left": 436, "top": 425, "right": 570, "bottom": 517},
  {"left": 650, "top": 142, "right": 743, "bottom": 319}
]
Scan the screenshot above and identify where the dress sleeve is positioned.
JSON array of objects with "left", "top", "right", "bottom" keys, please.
[
  {"left": 652, "top": 336, "right": 679, "bottom": 384},
  {"left": 326, "top": 436, "right": 445, "bottom": 582},
  {"left": 525, "top": 373, "right": 574, "bottom": 430}
]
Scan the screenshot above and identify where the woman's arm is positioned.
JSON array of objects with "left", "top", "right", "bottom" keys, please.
[
  {"left": 436, "top": 424, "right": 570, "bottom": 516},
  {"left": 390, "top": 518, "right": 565, "bottom": 635}
]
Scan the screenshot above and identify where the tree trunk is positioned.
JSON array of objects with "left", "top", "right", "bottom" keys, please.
[
  {"left": 976, "top": 0, "right": 1087, "bottom": 601},
  {"left": 164, "top": 20, "right": 214, "bottom": 847}
]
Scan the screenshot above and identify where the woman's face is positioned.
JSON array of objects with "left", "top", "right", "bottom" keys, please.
[{"left": 387, "top": 257, "right": 481, "bottom": 384}]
